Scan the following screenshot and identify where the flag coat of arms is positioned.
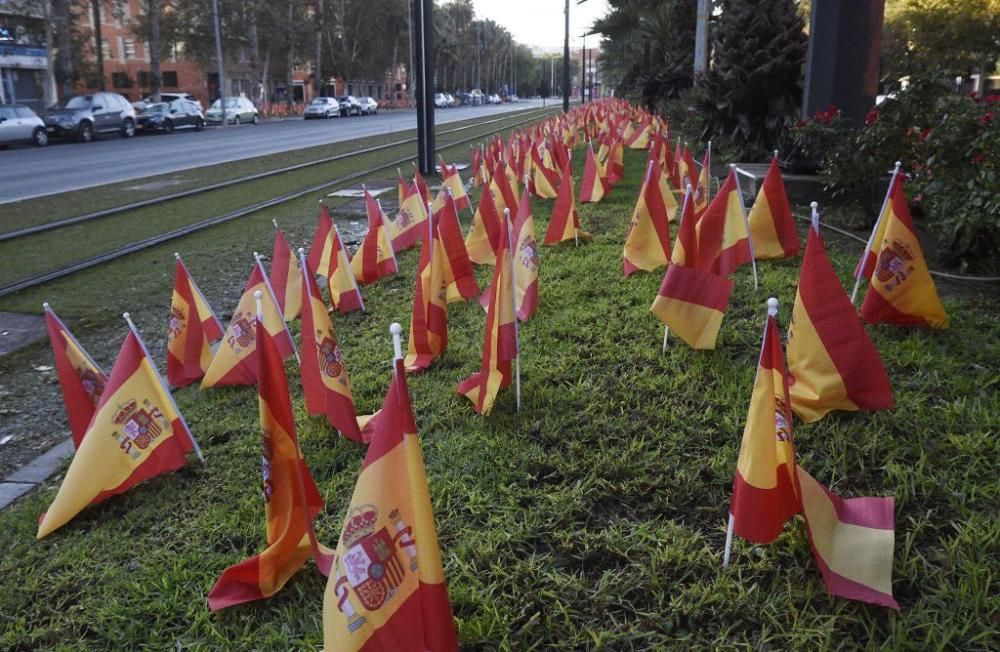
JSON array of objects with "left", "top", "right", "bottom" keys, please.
[
  {"left": 390, "top": 183, "right": 430, "bottom": 253},
  {"left": 351, "top": 191, "right": 399, "bottom": 284},
  {"left": 37, "top": 325, "right": 196, "bottom": 539},
  {"left": 307, "top": 203, "right": 364, "bottom": 314},
  {"left": 696, "top": 168, "right": 753, "bottom": 277},
  {"left": 544, "top": 161, "right": 591, "bottom": 245},
  {"left": 208, "top": 317, "right": 333, "bottom": 610},
  {"left": 167, "top": 257, "right": 224, "bottom": 389},
  {"left": 202, "top": 259, "right": 295, "bottom": 388},
  {"left": 300, "top": 256, "right": 363, "bottom": 442},
  {"left": 747, "top": 157, "right": 800, "bottom": 259},
  {"left": 624, "top": 160, "right": 678, "bottom": 276},
  {"left": 457, "top": 216, "right": 517, "bottom": 415},
  {"left": 511, "top": 189, "right": 539, "bottom": 322},
  {"left": 44, "top": 304, "right": 107, "bottom": 448},
  {"left": 269, "top": 226, "right": 303, "bottom": 321},
  {"left": 323, "top": 357, "right": 459, "bottom": 651},
  {"left": 860, "top": 175, "right": 948, "bottom": 329},
  {"left": 787, "top": 225, "right": 894, "bottom": 422},
  {"left": 465, "top": 187, "right": 503, "bottom": 265}
]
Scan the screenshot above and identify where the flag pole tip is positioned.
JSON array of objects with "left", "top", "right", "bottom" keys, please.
[
  {"left": 254, "top": 290, "right": 263, "bottom": 300},
  {"left": 773, "top": 149, "right": 779, "bottom": 159},
  {"left": 173, "top": 252, "right": 181, "bottom": 260},
  {"left": 297, "top": 247, "right": 305, "bottom": 255},
  {"left": 686, "top": 183, "right": 693, "bottom": 191},
  {"left": 122, "top": 312, "right": 130, "bottom": 320},
  {"left": 810, "top": 201, "right": 819, "bottom": 209},
  {"left": 390, "top": 322, "right": 403, "bottom": 336},
  {"left": 729, "top": 162, "right": 736, "bottom": 169},
  {"left": 894, "top": 160, "right": 902, "bottom": 168},
  {"left": 42, "top": 302, "right": 49, "bottom": 309},
  {"left": 253, "top": 251, "right": 259, "bottom": 258},
  {"left": 272, "top": 219, "right": 278, "bottom": 229},
  {"left": 767, "top": 298, "right": 779, "bottom": 315}
]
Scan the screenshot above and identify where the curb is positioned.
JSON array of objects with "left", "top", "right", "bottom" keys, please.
[{"left": 0, "top": 438, "right": 74, "bottom": 510}]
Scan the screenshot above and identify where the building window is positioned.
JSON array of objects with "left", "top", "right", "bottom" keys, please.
[
  {"left": 101, "top": 40, "right": 112, "bottom": 61},
  {"left": 137, "top": 70, "right": 149, "bottom": 87},
  {"left": 162, "top": 71, "right": 178, "bottom": 87},
  {"left": 123, "top": 38, "right": 136, "bottom": 60},
  {"left": 112, "top": 72, "right": 132, "bottom": 88}
]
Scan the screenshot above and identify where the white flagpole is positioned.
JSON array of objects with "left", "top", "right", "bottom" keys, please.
[
  {"left": 730, "top": 163, "right": 759, "bottom": 290},
  {"left": 390, "top": 322, "right": 404, "bottom": 362},
  {"left": 122, "top": 312, "right": 204, "bottom": 463},
  {"left": 705, "top": 139, "right": 712, "bottom": 202},
  {"left": 504, "top": 208, "right": 521, "bottom": 412},
  {"left": 254, "top": 252, "right": 299, "bottom": 364},
  {"left": 297, "top": 247, "right": 314, "bottom": 302},
  {"left": 850, "top": 161, "right": 902, "bottom": 304},
  {"left": 724, "top": 296, "right": 779, "bottom": 567},
  {"left": 662, "top": 326, "right": 670, "bottom": 354},
  {"left": 810, "top": 201, "right": 820, "bottom": 234}
]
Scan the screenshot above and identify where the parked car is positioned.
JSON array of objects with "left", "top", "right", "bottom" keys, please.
[
  {"left": 43, "top": 92, "right": 137, "bottom": 142},
  {"left": 205, "top": 96, "right": 258, "bottom": 125},
  {"left": 0, "top": 104, "right": 48, "bottom": 148},
  {"left": 434, "top": 92, "right": 448, "bottom": 108},
  {"left": 490, "top": 94, "right": 502, "bottom": 104},
  {"left": 469, "top": 89, "right": 484, "bottom": 105},
  {"left": 137, "top": 99, "right": 205, "bottom": 133},
  {"left": 509, "top": 94, "right": 519, "bottom": 102},
  {"left": 337, "top": 95, "right": 362, "bottom": 116},
  {"left": 455, "top": 92, "right": 472, "bottom": 106},
  {"left": 133, "top": 93, "right": 202, "bottom": 112},
  {"left": 304, "top": 97, "right": 339, "bottom": 119},
  {"left": 358, "top": 96, "right": 379, "bottom": 115}
]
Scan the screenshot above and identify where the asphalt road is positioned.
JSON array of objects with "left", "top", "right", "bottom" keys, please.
[{"left": 0, "top": 99, "right": 548, "bottom": 205}]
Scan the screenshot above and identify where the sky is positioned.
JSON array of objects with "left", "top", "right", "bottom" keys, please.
[{"left": 471, "top": 0, "right": 611, "bottom": 52}]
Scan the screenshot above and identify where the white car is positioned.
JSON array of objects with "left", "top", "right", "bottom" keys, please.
[
  {"left": 434, "top": 93, "right": 448, "bottom": 108},
  {"left": 359, "top": 96, "right": 379, "bottom": 115},
  {"left": 304, "top": 97, "right": 339, "bottom": 119},
  {"left": 0, "top": 104, "right": 48, "bottom": 147}
]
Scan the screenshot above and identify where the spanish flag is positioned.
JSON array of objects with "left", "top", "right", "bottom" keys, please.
[
  {"left": 544, "top": 161, "right": 591, "bottom": 245},
  {"left": 511, "top": 189, "right": 539, "bottom": 322},
  {"left": 860, "top": 176, "right": 949, "bottom": 329},
  {"left": 669, "top": 187, "right": 699, "bottom": 268},
  {"left": 670, "top": 138, "right": 683, "bottom": 189},
  {"left": 413, "top": 167, "right": 431, "bottom": 204},
  {"left": 323, "top": 356, "right": 459, "bottom": 651},
  {"left": 202, "top": 258, "right": 295, "bottom": 388},
  {"left": 434, "top": 195, "right": 479, "bottom": 303},
  {"left": 729, "top": 309, "right": 801, "bottom": 544},
  {"left": 579, "top": 142, "right": 608, "bottom": 203},
  {"left": 530, "top": 146, "right": 559, "bottom": 199},
  {"left": 696, "top": 168, "right": 753, "bottom": 277},
  {"left": 650, "top": 264, "right": 733, "bottom": 350},
  {"left": 693, "top": 147, "right": 710, "bottom": 214},
  {"left": 491, "top": 160, "right": 518, "bottom": 213},
  {"left": 167, "top": 255, "right": 224, "bottom": 389},
  {"left": 397, "top": 169, "right": 407, "bottom": 207},
  {"left": 465, "top": 187, "right": 503, "bottom": 265},
  {"left": 269, "top": 224, "right": 303, "bottom": 321},
  {"left": 307, "top": 203, "right": 364, "bottom": 314},
  {"left": 208, "top": 316, "right": 333, "bottom": 610},
  {"left": 436, "top": 160, "right": 470, "bottom": 212},
  {"left": 405, "top": 212, "right": 449, "bottom": 372},
  {"left": 458, "top": 215, "right": 517, "bottom": 415},
  {"left": 606, "top": 140, "right": 625, "bottom": 186},
  {"left": 300, "top": 255, "right": 362, "bottom": 442},
  {"left": 37, "top": 320, "right": 197, "bottom": 539},
  {"left": 623, "top": 160, "right": 677, "bottom": 276},
  {"left": 678, "top": 145, "right": 698, "bottom": 195},
  {"left": 787, "top": 223, "right": 894, "bottom": 422},
  {"left": 625, "top": 116, "right": 651, "bottom": 149},
  {"left": 747, "top": 157, "right": 800, "bottom": 259},
  {"left": 351, "top": 190, "right": 399, "bottom": 285},
  {"left": 44, "top": 303, "right": 107, "bottom": 448},
  {"left": 390, "top": 183, "right": 430, "bottom": 253}
]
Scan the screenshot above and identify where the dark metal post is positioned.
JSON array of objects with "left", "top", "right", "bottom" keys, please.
[
  {"left": 413, "top": 0, "right": 436, "bottom": 175},
  {"left": 563, "top": 0, "right": 570, "bottom": 112},
  {"left": 91, "top": 1, "right": 105, "bottom": 90},
  {"left": 211, "top": 0, "right": 226, "bottom": 126}
]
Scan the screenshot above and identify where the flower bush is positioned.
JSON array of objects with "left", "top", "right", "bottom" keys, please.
[{"left": 791, "top": 76, "right": 1000, "bottom": 272}]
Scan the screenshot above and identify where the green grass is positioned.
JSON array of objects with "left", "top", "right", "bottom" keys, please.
[{"left": 1, "top": 139, "right": 998, "bottom": 650}]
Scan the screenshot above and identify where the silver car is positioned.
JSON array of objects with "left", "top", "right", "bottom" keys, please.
[
  {"left": 0, "top": 104, "right": 48, "bottom": 147},
  {"left": 43, "top": 92, "right": 137, "bottom": 142},
  {"left": 304, "top": 97, "right": 340, "bottom": 119},
  {"left": 358, "top": 96, "right": 379, "bottom": 115}
]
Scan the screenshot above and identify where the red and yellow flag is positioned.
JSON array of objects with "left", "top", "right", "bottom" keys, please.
[
  {"left": 605, "top": 141, "right": 625, "bottom": 186},
  {"left": 678, "top": 146, "right": 698, "bottom": 196},
  {"left": 696, "top": 168, "right": 753, "bottom": 276},
  {"left": 167, "top": 256, "right": 223, "bottom": 389},
  {"left": 300, "top": 256, "right": 362, "bottom": 442},
  {"left": 530, "top": 146, "right": 559, "bottom": 199},
  {"left": 435, "top": 161, "right": 470, "bottom": 212},
  {"left": 693, "top": 148, "right": 710, "bottom": 214},
  {"left": 491, "top": 160, "right": 518, "bottom": 214},
  {"left": 397, "top": 169, "right": 408, "bottom": 207},
  {"left": 351, "top": 190, "right": 399, "bottom": 285},
  {"left": 202, "top": 259, "right": 295, "bottom": 388},
  {"left": 670, "top": 188, "right": 699, "bottom": 268},
  {"left": 624, "top": 160, "right": 677, "bottom": 276},
  {"left": 269, "top": 225, "right": 303, "bottom": 321},
  {"left": 860, "top": 176, "right": 948, "bottom": 329},
  {"left": 307, "top": 203, "right": 364, "bottom": 314},
  {"left": 625, "top": 117, "right": 651, "bottom": 149},
  {"left": 434, "top": 196, "right": 479, "bottom": 303},
  {"left": 579, "top": 142, "right": 608, "bottom": 203},
  {"left": 544, "top": 161, "right": 591, "bottom": 245},
  {"left": 787, "top": 224, "right": 894, "bottom": 422},
  {"left": 208, "top": 317, "right": 333, "bottom": 610},
  {"left": 458, "top": 217, "right": 518, "bottom": 415},
  {"left": 405, "top": 214, "right": 449, "bottom": 373},
  {"left": 465, "top": 187, "right": 503, "bottom": 265},
  {"left": 748, "top": 157, "right": 799, "bottom": 259},
  {"left": 390, "top": 183, "right": 430, "bottom": 253},
  {"left": 413, "top": 167, "right": 431, "bottom": 204},
  {"left": 650, "top": 264, "right": 733, "bottom": 350},
  {"left": 729, "top": 311, "right": 801, "bottom": 543},
  {"left": 37, "top": 324, "right": 196, "bottom": 539},
  {"left": 511, "top": 188, "right": 539, "bottom": 322},
  {"left": 44, "top": 303, "right": 107, "bottom": 448},
  {"left": 323, "top": 357, "right": 459, "bottom": 651}
]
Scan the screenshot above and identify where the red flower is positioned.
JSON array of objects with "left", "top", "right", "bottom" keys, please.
[
  {"left": 919, "top": 127, "right": 933, "bottom": 142},
  {"left": 794, "top": 119, "right": 808, "bottom": 128},
  {"left": 865, "top": 107, "right": 879, "bottom": 125},
  {"left": 971, "top": 153, "right": 987, "bottom": 165},
  {"left": 981, "top": 111, "right": 994, "bottom": 125}
]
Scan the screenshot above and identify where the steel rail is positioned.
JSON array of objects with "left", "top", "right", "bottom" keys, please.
[
  {"left": 0, "top": 107, "right": 551, "bottom": 243},
  {"left": 0, "top": 109, "right": 556, "bottom": 298}
]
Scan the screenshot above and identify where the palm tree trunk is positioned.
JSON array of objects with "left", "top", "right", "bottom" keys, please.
[{"left": 147, "top": 0, "right": 161, "bottom": 101}]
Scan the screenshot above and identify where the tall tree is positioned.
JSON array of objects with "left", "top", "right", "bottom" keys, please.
[
  {"left": 147, "top": 0, "right": 161, "bottom": 101},
  {"left": 53, "top": 0, "right": 75, "bottom": 99}
]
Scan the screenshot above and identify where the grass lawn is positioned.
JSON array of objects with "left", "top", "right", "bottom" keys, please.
[{"left": 0, "top": 136, "right": 998, "bottom": 650}]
